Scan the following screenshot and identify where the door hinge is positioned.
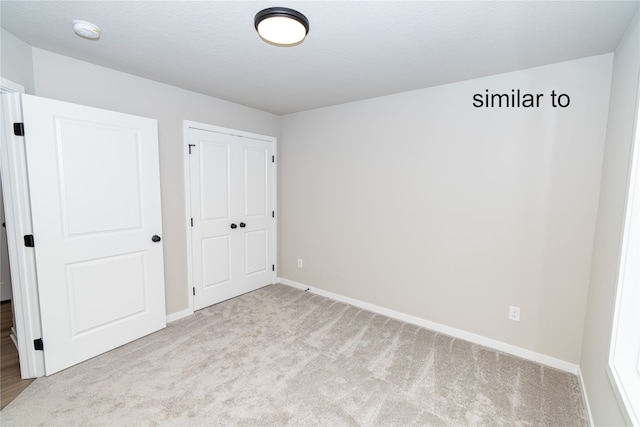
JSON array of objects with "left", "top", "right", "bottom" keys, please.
[
  {"left": 272, "top": 155, "right": 275, "bottom": 163},
  {"left": 188, "top": 144, "right": 196, "bottom": 154},
  {"left": 34, "top": 338, "right": 44, "bottom": 351},
  {"left": 272, "top": 264, "right": 275, "bottom": 272},
  {"left": 190, "top": 218, "right": 194, "bottom": 227},
  {"left": 193, "top": 287, "right": 196, "bottom": 296},
  {"left": 13, "top": 123, "right": 24, "bottom": 136},
  {"left": 24, "top": 234, "right": 34, "bottom": 247}
]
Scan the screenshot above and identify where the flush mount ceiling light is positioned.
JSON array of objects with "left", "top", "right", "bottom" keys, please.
[
  {"left": 72, "top": 20, "right": 100, "bottom": 40},
  {"left": 254, "top": 7, "right": 309, "bottom": 46}
]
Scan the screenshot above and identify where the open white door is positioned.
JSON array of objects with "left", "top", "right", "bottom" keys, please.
[
  {"left": 188, "top": 126, "right": 275, "bottom": 310},
  {"left": 22, "top": 95, "right": 166, "bottom": 375}
]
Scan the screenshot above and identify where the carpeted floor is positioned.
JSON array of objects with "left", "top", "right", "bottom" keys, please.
[{"left": 0, "top": 284, "right": 587, "bottom": 426}]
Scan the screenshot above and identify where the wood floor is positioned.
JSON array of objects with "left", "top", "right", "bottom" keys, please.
[{"left": 1, "top": 300, "right": 34, "bottom": 410}]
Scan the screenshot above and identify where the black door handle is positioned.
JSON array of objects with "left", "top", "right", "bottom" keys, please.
[
  {"left": 239, "top": 222, "right": 246, "bottom": 228},
  {"left": 152, "top": 235, "right": 161, "bottom": 242},
  {"left": 230, "top": 223, "right": 237, "bottom": 229}
]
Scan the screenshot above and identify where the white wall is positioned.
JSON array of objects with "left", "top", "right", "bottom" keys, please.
[
  {"left": 0, "top": 28, "right": 34, "bottom": 94},
  {"left": 580, "top": 10, "right": 640, "bottom": 426},
  {"left": 30, "top": 48, "right": 280, "bottom": 316},
  {"left": 280, "top": 54, "right": 613, "bottom": 364}
]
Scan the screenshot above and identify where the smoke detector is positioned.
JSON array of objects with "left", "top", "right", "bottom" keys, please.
[{"left": 72, "top": 20, "right": 100, "bottom": 40}]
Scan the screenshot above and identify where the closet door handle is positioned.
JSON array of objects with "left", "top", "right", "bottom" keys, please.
[
  {"left": 151, "top": 235, "right": 161, "bottom": 242},
  {"left": 230, "top": 223, "right": 237, "bottom": 229},
  {"left": 239, "top": 222, "right": 246, "bottom": 228}
]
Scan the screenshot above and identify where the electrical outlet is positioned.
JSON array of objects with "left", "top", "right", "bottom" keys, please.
[
  {"left": 509, "top": 306, "right": 521, "bottom": 321},
  {"left": 297, "top": 258, "right": 303, "bottom": 268}
]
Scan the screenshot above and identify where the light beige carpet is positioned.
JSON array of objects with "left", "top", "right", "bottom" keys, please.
[{"left": 1, "top": 284, "right": 587, "bottom": 426}]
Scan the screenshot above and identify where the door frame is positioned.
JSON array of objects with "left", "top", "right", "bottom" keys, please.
[
  {"left": 0, "top": 78, "right": 45, "bottom": 378},
  {"left": 182, "top": 120, "right": 277, "bottom": 316}
]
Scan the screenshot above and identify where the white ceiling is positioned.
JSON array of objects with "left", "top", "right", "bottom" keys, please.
[{"left": 1, "top": 1, "right": 638, "bottom": 115}]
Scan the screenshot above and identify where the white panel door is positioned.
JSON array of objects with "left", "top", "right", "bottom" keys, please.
[
  {"left": 189, "top": 127, "right": 274, "bottom": 310},
  {"left": 241, "top": 139, "right": 273, "bottom": 290},
  {"left": 22, "top": 94, "right": 166, "bottom": 375}
]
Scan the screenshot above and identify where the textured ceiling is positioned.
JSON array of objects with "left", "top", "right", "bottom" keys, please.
[{"left": 1, "top": 1, "right": 638, "bottom": 115}]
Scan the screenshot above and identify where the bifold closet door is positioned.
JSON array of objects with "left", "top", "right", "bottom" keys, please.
[{"left": 188, "top": 127, "right": 274, "bottom": 310}]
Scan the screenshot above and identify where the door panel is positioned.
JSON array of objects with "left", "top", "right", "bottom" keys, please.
[
  {"left": 189, "top": 127, "right": 274, "bottom": 310},
  {"left": 22, "top": 94, "right": 166, "bottom": 375},
  {"left": 67, "top": 251, "right": 146, "bottom": 335},
  {"left": 58, "top": 119, "right": 142, "bottom": 235},
  {"left": 245, "top": 147, "right": 267, "bottom": 217},
  {"left": 200, "top": 143, "right": 230, "bottom": 221},
  {"left": 202, "top": 236, "right": 231, "bottom": 287},
  {"left": 245, "top": 230, "right": 268, "bottom": 276}
]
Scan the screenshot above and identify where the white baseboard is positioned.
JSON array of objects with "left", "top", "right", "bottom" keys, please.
[
  {"left": 166, "top": 307, "right": 193, "bottom": 324},
  {"left": 577, "top": 366, "right": 595, "bottom": 426},
  {"left": 277, "top": 277, "right": 579, "bottom": 374}
]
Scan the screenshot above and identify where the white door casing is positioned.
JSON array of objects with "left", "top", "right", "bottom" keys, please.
[
  {"left": 1, "top": 83, "right": 44, "bottom": 378},
  {"left": 187, "top": 125, "right": 275, "bottom": 310},
  {"left": 22, "top": 94, "right": 166, "bottom": 375},
  {"left": 1, "top": 177, "right": 13, "bottom": 301}
]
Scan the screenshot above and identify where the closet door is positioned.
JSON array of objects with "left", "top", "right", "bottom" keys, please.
[{"left": 188, "top": 127, "right": 274, "bottom": 310}]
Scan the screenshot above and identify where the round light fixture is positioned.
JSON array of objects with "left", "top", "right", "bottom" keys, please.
[
  {"left": 254, "top": 7, "right": 309, "bottom": 46},
  {"left": 72, "top": 20, "right": 100, "bottom": 40}
]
